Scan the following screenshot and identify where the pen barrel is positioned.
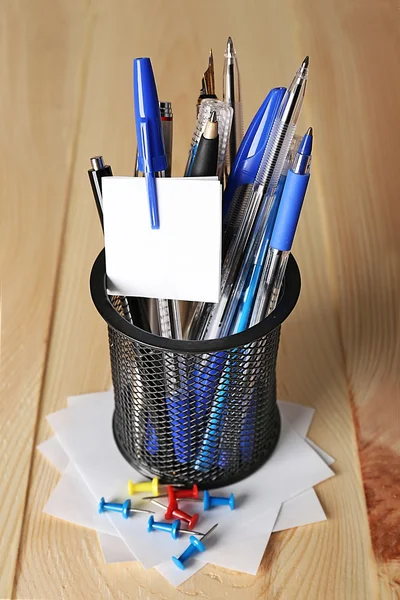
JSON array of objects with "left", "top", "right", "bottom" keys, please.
[
  {"left": 189, "top": 135, "right": 219, "bottom": 177},
  {"left": 249, "top": 249, "right": 288, "bottom": 326},
  {"left": 161, "top": 118, "right": 173, "bottom": 177},
  {"left": 88, "top": 164, "right": 112, "bottom": 229}
]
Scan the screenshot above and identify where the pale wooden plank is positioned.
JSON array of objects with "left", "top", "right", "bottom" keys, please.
[
  {"left": 297, "top": 0, "right": 400, "bottom": 595},
  {"left": 0, "top": 1, "right": 88, "bottom": 597},
  {"left": 13, "top": 0, "right": 386, "bottom": 597}
]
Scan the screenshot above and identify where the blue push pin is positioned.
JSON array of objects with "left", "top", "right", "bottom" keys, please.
[
  {"left": 203, "top": 490, "right": 235, "bottom": 511},
  {"left": 147, "top": 516, "right": 204, "bottom": 540},
  {"left": 98, "top": 497, "right": 154, "bottom": 519},
  {"left": 172, "top": 523, "right": 218, "bottom": 570}
]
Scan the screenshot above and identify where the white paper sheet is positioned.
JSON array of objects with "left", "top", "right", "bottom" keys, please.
[
  {"left": 46, "top": 392, "right": 334, "bottom": 570},
  {"left": 39, "top": 393, "right": 331, "bottom": 586},
  {"left": 43, "top": 462, "right": 117, "bottom": 536},
  {"left": 37, "top": 437, "right": 69, "bottom": 472},
  {"left": 278, "top": 400, "right": 315, "bottom": 438},
  {"left": 306, "top": 439, "right": 335, "bottom": 466},
  {"left": 103, "top": 177, "right": 222, "bottom": 302}
]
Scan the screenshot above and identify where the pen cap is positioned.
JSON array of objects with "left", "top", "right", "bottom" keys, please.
[
  {"left": 134, "top": 58, "right": 168, "bottom": 173},
  {"left": 185, "top": 99, "right": 233, "bottom": 179},
  {"left": 223, "top": 88, "right": 286, "bottom": 216}
]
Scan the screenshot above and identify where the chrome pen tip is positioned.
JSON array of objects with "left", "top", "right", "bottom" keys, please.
[
  {"left": 209, "top": 48, "right": 214, "bottom": 64},
  {"left": 302, "top": 55, "right": 309, "bottom": 69},
  {"left": 306, "top": 126, "right": 313, "bottom": 136},
  {"left": 209, "top": 110, "right": 217, "bottom": 123},
  {"left": 226, "top": 36, "right": 235, "bottom": 57}
]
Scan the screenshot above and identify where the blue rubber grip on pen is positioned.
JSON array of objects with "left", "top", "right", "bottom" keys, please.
[
  {"left": 195, "top": 361, "right": 231, "bottom": 471},
  {"left": 270, "top": 171, "right": 310, "bottom": 251}
]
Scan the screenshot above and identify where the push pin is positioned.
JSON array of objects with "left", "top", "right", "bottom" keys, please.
[
  {"left": 155, "top": 489, "right": 235, "bottom": 511},
  {"left": 98, "top": 497, "right": 154, "bottom": 520},
  {"left": 148, "top": 499, "right": 199, "bottom": 530},
  {"left": 127, "top": 476, "right": 159, "bottom": 496},
  {"left": 147, "top": 516, "right": 204, "bottom": 540},
  {"left": 172, "top": 523, "right": 218, "bottom": 570},
  {"left": 203, "top": 490, "right": 235, "bottom": 511},
  {"left": 149, "top": 484, "right": 199, "bottom": 502}
]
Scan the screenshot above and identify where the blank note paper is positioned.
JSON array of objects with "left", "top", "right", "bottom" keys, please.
[{"left": 102, "top": 177, "right": 222, "bottom": 302}]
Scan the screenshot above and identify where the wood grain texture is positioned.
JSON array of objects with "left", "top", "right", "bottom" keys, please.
[
  {"left": 0, "top": 1, "right": 87, "bottom": 597},
  {"left": 1, "top": 0, "right": 399, "bottom": 598}
]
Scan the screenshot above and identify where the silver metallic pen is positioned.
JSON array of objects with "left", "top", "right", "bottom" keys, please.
[{"left": 223, "top": 36, "right": 243, "bottom": 178}]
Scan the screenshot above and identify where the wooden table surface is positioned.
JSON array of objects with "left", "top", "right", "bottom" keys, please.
[{"left": 1, "top": 0, "right": 399, "bottom": 598}]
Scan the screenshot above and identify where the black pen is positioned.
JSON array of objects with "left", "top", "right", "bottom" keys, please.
[
  {"left": 189, "top": 111, "right": 219, "bottom": 177},
  {"left": 88, "top": 156, "right": 150, "bottom": 331}
]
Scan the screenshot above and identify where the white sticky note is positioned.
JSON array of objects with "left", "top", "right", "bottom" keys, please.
[{"left": 103, "top": 177, "right": 222, "bottom": 302}]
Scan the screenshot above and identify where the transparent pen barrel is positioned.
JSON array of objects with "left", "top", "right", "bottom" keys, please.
[{"left": 250, "top": 249, "right": 290, "bottom": 326}]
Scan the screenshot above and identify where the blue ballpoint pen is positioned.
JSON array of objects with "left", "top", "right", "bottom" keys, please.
[
  {"left": 250, "top": 127, "right": 313, "bottom": 324},
  {"left": 239, "top": 127, "right": 313, "bottom": 462},
  {"left": 134, "top": 58, "right": 185, "bottom": 460},
  {"left": 133, "top": 58, "right": 167, "bottom": 229},
  {"left": 229, "top": 137, "right": 301, "bottom": 335}
]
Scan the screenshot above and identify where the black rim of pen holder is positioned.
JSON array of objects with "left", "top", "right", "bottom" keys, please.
[{"left": 90, "top": 249, "right": 301, "bottom": 489}]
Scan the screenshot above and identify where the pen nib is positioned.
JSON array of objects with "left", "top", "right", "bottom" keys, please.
[
  {"left": 203, "top": 48, "right": 215, "bottom": 96},
  {"left": 301, "top": 55, "right": 309, "bottom": 69},
  {"left": 210, "top": 110, "right": 217, "bottom": 123},
  {"left": 306, "top": 126, "right": 313, "bottom": 136}
]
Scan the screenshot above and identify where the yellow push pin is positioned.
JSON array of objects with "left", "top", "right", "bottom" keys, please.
[{"left": 128, "top": 476, "right": 159, "bottom": 496}]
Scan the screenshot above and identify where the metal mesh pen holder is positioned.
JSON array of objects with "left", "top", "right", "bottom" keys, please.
[{"left": 91, "top": 250, "right": 301, "bottom": 489}]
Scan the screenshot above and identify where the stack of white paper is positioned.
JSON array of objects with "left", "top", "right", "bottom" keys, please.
[{"left": 38, "top": 389, "right": 335, "bottom": 587}]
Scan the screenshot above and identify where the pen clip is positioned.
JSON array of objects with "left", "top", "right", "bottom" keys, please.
[{"left": 140, "top": 121, "right": 160, "bottom": 230}]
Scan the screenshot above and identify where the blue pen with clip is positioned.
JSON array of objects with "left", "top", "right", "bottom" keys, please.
[
  {"left": 240, "top": 127, "right": 313, "bottom": 461},
  {"left": 250, "top": 127, "right": 313, "bottom": 324},
  {"left": 134, "top": 58, "right": 167, "bottom": 230},
  {"left": 134, "top": 58, "right": 186, "bottom": 459}
]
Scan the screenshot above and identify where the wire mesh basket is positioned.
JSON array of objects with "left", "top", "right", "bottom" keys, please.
[{"left": 90, "top": 249, "right": 300, "bottom": 489}]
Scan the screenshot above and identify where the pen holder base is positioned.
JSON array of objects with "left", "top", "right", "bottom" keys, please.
[{"left": 91, "top": 249, "right": 301, "bottom": 489}]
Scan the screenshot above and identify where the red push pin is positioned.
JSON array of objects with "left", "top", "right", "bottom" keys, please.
[
  {"left": 144, "top": 484, "right": 199, "bottom": 501},
  {"left": 149, "top": 499, "right": 199, "bottom": 530},
  {"left": 171, "top": 484, "right": 199, "bottom": 500}
]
